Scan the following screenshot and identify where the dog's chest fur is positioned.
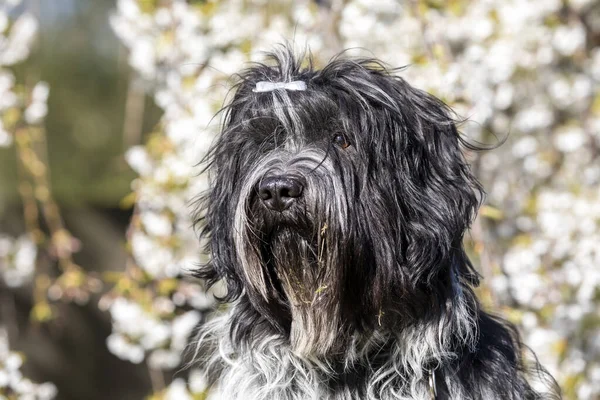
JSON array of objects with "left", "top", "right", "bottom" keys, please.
[
  {"left": 205, "top": 315, "right": 435, "bottom": 400},
  {"left": 201, "top": 308, "right": 499, "bottom": 400}
]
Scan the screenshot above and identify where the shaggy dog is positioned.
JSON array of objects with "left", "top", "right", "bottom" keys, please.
[{"left": 193, "top": 48, "right": 560, "bottom": 399}]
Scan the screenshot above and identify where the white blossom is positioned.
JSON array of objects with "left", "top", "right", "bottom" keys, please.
[
  {"left": 0, "top": 120, "right": 11, "bottom": 147},
  {"left": 0, "top": 13, "right": 38, "bottom": 66},
  {"left": 165, "top": 378, "right": 193, "bottom": 400},
  {"left": 0, "top": 234, "right": 37, "bottom": 288},
  {"left": 554, "top": 127, "right": 586, "bottom": 153},
  {"left": 0, "top": 328, "right": 57, "bottom": 399},
  {"left": 188, "top": 369, "right": 208, "bottom": 393},
  {"left": 106, "top": 299, "right": 201, "bottom": 368},
  {"left": 125, "top": 146, "right": 153, "bottom": 176},
  {"left": 553, "top": 25, "right": 586, "bottom": 56},
  {"left": 140, "top": 211, "right": 173, "bottom": 237},
  {"left": 24, "top": 102, "right": 48, "bottom": 124}
]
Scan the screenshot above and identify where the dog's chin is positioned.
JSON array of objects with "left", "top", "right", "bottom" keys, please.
[
  {"left": 263, "top": 222, "right": 312, "bottom": 243},
  {"left": 252, "top": 222, "right": 347, "bottom": 358},
  {"left": 260, "top": 223, "right": 318, "bottom": 300}
]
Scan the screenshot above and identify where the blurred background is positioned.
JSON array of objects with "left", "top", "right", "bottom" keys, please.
[{"left": 0, "top": 0, "right": 599, "bottom": 399}]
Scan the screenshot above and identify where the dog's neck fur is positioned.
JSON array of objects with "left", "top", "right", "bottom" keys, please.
[
  {"left": 195, "top": 288, "right": 549, "bottom": 400},
  {"left": 199, "top": 305, "right": 442, "bottom": 400}
]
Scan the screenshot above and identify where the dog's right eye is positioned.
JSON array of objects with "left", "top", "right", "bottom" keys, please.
[{"left": 333, "top": 134, "right": 351, "bottom": 149}]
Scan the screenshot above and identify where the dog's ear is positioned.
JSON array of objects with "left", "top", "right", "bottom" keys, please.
[
  {"left": 320, "top": 60, "right": 484, "bottom": 300},
  {"left": 192, "top": 97, "right": 256, "bottom": 302},
  {"left": 193, "top": 139, "right": 244, "bottom": 301},
  {"left": 334, "top": 66, "right": 483, "bottom": 287},
  {"left": 388, "top": 77, "right": 483, "bottom": 285}
]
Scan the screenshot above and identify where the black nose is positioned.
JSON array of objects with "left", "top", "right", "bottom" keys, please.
[{"left": 258, "top": 176, "right": 304, "bottom": 211}]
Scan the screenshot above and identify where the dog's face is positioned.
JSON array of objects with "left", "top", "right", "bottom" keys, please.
[{"left": 197, "top": 50, "right": 483, "bottom": 358}]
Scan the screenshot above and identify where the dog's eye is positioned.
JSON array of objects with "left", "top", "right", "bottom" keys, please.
[{"left": 333, "top": 134, "right": 351, "bottom": 149}]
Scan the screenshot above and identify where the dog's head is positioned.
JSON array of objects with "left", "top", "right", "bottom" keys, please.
[{"left": 196, "top": 48, "right": 484, "bottom": 357}]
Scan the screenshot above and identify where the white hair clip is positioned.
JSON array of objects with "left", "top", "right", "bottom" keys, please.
[{"left": 253, "top": 81, "right": 307, "bottom": 93}]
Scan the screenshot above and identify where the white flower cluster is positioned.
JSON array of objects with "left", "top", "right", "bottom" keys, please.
[
  {"left": 0, "top": 1, "right": 37, "bottom": 66},
  {"left": 0, "top": 234, "right": 37, "bottom": 288},
  {"left": 163, "top": 370, "right": 209, "bottom": 400},
  {"left": 105, "top": 297, "right": 202, "bottom": 369},
  {"left": 0, "top": 0, "right": 40, "bottom": 146},
  {"left": 0, "top": 0, "right": 47, "bottom": 288},
  {"left": 0, "top": 0, "right": 48, "bottom": 290},
  {"left": 112, "top": 0, "right": 218, "bottom": 279},
  {"left": 0, "top": 69, "right": 17, "bottom": 147},
  {"left": 24, "top": 82, "right": 49, "bottom": 125},
  {"left": 0, "top": 328, "right": 57, "bottom": 400},
  {"left": 112, "top": 0, "right": 599, "bottom": 398},
  {"left": 500, "top": 187, "right": 600, "bottom": 397},
  {"left": 0, "top": 3, "right": 57, "bottom": 398}
]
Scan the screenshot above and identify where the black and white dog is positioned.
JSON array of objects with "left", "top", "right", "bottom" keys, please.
[{"left": 193, "top": 48, "right": 560, "bottom": 399}]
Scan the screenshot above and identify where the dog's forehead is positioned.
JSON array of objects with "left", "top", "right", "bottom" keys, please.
[
  {"left": 227, "top": 54, "right": 413, "bottom": 146},
  {"left": 239, "top": 84, "right": 346, "bottom": 140}
]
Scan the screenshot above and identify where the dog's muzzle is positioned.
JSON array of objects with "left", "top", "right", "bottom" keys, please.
[{"left": 258, "top": 175, "right": 304, "bottom": 211}]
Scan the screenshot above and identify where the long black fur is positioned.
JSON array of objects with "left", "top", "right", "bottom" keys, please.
[{"left": 193, "top": 47, "right": 561, "bottom": 400}]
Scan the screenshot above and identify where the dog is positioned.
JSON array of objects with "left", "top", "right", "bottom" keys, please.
[{"left": 193, "top": 47, "right": 561, "bottom": 400}]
